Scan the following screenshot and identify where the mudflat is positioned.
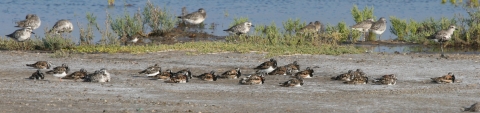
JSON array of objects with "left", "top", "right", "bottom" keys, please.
[{"left": 1, "top": 51, "right": 479, "bottom": 113}]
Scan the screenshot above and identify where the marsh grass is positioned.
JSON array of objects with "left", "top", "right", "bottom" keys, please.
[{"left": 1, "top": 3, "right": 365, "bottom": 57}]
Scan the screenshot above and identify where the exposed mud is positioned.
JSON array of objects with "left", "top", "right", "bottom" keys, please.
[{"left": 1, "top": 51, "right": 480, "bottom": 112}]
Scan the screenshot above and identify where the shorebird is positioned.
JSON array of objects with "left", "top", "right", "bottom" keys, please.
[
  {"left": 46, "top": 64, "right": 69, "bottom": 81},
  {"left": 220, "top": 68, "right": 242, "bottom": 79},
  {"left": 62, "top": 68, "right": 87, "bottom": 82},
  {"left": 370, "top": 17, "right": 387, "bottom": 41},
  {"left": 294, "top": 67, "right": 314, "bottom": 78},
  {"left": 167, "top": 71, "right": 189, "bottom": 83},
  {"left": 155, "top": 69, "right": 173, "bottom": 80},
  {"left": 268, "top": 66, "right": 288, "bottom": 75},
  {"left": 351, "top": 18, "right": 374, "bottom": 41},
  {"left": 372, "top": 74, "right": 397, "bottom": 85},
  {"left": 197, "top": 70, "right": 218, "bottom": 81},
  {"left": 224, "top": 21, "right": 255, "bottom": 35},
  {"left": 26, "top": 61, "right": 52, "bottom": 69},
  {"left": 463, "top": 102, "right": 480, "bottom": 112},
  {"left": 84, "top": 68, "right": 110, "bottom": 83},
  {"left": 48, "top": 19, "right": 74, "bottom": 34},
  {"left": 177, "top": 8, "right": 206, "bottom": 25},
  {"left": 279, "top": 76, "right": 304, "bottom": 87},
  {"left": 331, "top": 70, "right": 354, "bottom": 81},
  {"left": 431, "top": 72, "right": 455, "bottom": 84},
  {"left": 254, "top": 58, "right": 277, "bottom": 74},
  {"left": 297, "top": 21, "right": 322, "bottom": 33},
  {"left": 239, "top": 72, "right": 266, "bottom": 85},
  {"left": 6, "top": 27, "right": 35, "bottom": 42},
  {"left": 15, "top": 14, "right": 41, "bottom": 30},
  {"left": 285, "top": 61, "right": 300, "bottom": 75},
  {"left": 138, "top": 64, "right": 161, "bottom": 77},
  {"left": 343, "top": 74, "right": 369, "bottom": 85},
  {"left": 176, "top": 68, "right": 193, "bottom": 79},
  {"left": 29, "top": 69, "right": 45, "bottom": 80},
  {"left": 427, "top": 25, "right": 457, "bottom": 58}
]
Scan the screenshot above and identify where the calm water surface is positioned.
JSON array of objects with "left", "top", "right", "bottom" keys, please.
[{"left": 0, "top": 0, "right": 476, "bottom": 53}]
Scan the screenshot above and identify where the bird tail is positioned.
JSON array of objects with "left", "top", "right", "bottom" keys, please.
[
  {"left": 177, "top": 16, "right": 182, "bottom": 19},
  {"left": 26, "top": 64, "right": 35, "bottom": 67},
  {"left": 45, "top": 70, "right": 54, "bottom": 74}
]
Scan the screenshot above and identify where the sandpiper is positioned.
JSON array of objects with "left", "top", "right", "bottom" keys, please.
[
  {"left": 285, "top": 61, "right": 300, "bottom": 75},
  {"left": 167, "top": 71, "right": 189, "bottom": 83},
  {"left": 268, "top": 66, "right": 288, "bottom": 75},
  {"left": 16, "top": 14, "right": 41, "bottom": 30},
  {"left": 254, "top": 58, "right": 277, "bottom": 74},
  {"left": 177, "top": 8, "right": 206, "bottom": 25},
  {"left": 155, "top": 69, "right": 172, "bottom": 80},
  {"left": 29, "top": 69, "right": 45, "bottom": 80},
  {"left": 6, "top": 27, "right": 35, "bottom": 42},
  {"left": 49, "top": 19, "right": 74, "bottom": 34},
  {"left": 372, "top": 74, "right": 397, "bottom": 85},
  {"left": 220, "top": 68, "right": 242, "bottom": 79},
  {"left": 431, "top": 72, "right": 455, "bottom": 84},
  {"left": 294, "top": 67, "right": 314, "bottom": 78},
  {"left": 84, "top": 68, "right": 110, "bottom": 83},
  {"left": 224, "top": 21, "right": 255, "bottom": 35},
  {"left": 463, "top": 102, "right": 480, "bottom": 112},
  {"left": 138, "top": 64, "right": 161, "bottom": 77},
  {"left": 62, "top": 68, "right": 87, "bottom": 82},
  {"left": 370, "top": 17, "right": 387, "bottom": 41},
  {"left": 197, "top": 70, "right": 218, "bottom": 81},
  {"left": 176, "top": 68, "right": 193, "bottom": 79},
  {"left": 26, "top": 61, "right": 52, "bottom": 69},
  {"left": 427, "top": 25, "right": 457, "bottom": 58},
  {"left": 239, "top": 72, "right": 265, "bottom": 85},
  {"left": 46, "top": 64, "right": 69, "bottom": 81},
  {"left": 343, "top": 74, "right": 369, "bottom": 85},
  {"left": 279, "top": 76, "right": 304, "bottom": 87},
  {"left": 297, "top": 21, "right": 322, "bottom": 33},
  {"left": 351, "top": 18, "right": 374, "bottom": 41},
  {"left": 331, "top": 70, "right": 354, "bottom": 81}
]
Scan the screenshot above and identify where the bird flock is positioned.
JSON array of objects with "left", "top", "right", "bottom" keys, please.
[
  {"left": 25, "top": 58, "right": 456, "bottom": 87},
  {"left": 6, "top": 14, "right": 73, "bottom": 43}
]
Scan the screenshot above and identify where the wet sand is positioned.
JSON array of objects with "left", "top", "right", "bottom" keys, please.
[{"left": 1, "top": 51, "right": 479, "bottom": 112}]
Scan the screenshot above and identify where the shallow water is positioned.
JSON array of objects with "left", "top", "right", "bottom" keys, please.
[{"left": 0, "top": 0, "right": 475, "bottom": 53}]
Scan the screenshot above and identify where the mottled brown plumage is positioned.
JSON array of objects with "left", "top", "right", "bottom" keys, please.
[{"left": 26, "top": 61, "right": 52, "bottom": 69}]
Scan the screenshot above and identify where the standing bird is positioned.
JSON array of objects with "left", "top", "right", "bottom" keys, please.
[
  {"left": 6, "top": 27, "right": 35, "bottom": 42},
  {"left": 297, "top": 21, "right": 322, "bottom": 33},
  {"left": 26, "top": 61, "right": 52, "bottom": 69},
  {"left": 370, "top": 17, "right": 387, "bottom": 41},
  {"left": 48, "top": 19, "right": 74, "bottom": 34},
  {"left": 351, "top": 18, "right": 374, "bottom": 42},
  {"left": 177, "top": 8, "right": 206, "bottom": 25},
  {"left": 427, "top": 25, "right": 457, "bottom": 58},
  {"left": 15, "top": 14, "right": 41, "bottom": 30},
  {"left": 224, "top": 22, "right": 255, "bottom": 35}
]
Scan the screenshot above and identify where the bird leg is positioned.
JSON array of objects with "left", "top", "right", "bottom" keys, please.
[{"left": 440, "top": 42, "right": 447, "bottom": 58}]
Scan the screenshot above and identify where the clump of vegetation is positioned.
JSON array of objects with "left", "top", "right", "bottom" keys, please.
[
  {"left": 142, "top": 0, "right": 177, "bottom": 32},
  {"left": 351, "top": 5, "right": 376, "bottom": 41}
]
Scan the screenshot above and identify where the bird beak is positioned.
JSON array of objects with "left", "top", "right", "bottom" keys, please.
[
  {"left": 31, "top": 32, "right": 35, "bottom": 34},
  {"left": 251, "top": 25, "right": 255, "bottom": 27}
]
